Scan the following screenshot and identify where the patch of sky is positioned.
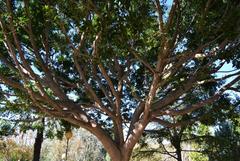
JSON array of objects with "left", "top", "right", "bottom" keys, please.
[
  {"left": 163, "top": 0, "right": 174, "bottom": 22},
  {"left": 174, "top": 38, "right": 188, "bottom": 53},
  {"left": 31, "top": 65, "right": 43, "bottom": 77},
  {"left": 215, "top": 61, "right": 239, "bottom": 80},
  {"left": 67, "top": 90, "right": 79, "bottom": 102},
  {"left": 130, "top": 62, "right": 140, "bottom": 71},
  {"left": 0, "top": 84, "right": 17, "bottom": 102},
  {"left": 213, "top": 61, "right": 240, "bottom": 100}
]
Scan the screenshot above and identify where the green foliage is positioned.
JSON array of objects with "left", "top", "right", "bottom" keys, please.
[
  {"left": 0, "top": 139, "right": 32, "bottom": 161},
  {"left": 0, "top": 0, "right": 239, "bottom": 127},
  {"left": 0, "top": 119, "right": 15, "bottom": 137},
  {"left": 131, "top": 148, "right": 162, "bottom": 161},
  {"left": 187, "top": 121, "right": 240, "bottom": 161},
  {"left": 189, "top": 151, "right": 208, "bottom": 161},
  {"left": 205, "top": 122, "right": 240, "bottom": 161}
]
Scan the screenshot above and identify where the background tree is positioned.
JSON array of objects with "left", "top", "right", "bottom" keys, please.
[
  {"left": 190, "top": 116, "right": 240, "bottom": 161},
  {"left": 0, "top": 97, "right": 73, "bottom": 161},
  {"left": 0, "top": 81, "right": 47, "bottom": 161},
  {"left": 0, "top": 0, "right": 240, "bottom": 160},
  {"left": 134, "top": 94, "right": 239, "bottom": 161}
]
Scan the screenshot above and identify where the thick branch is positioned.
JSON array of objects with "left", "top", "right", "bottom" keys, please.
[
  {"left": 159, "top": 75, "right": 240, "bottom": 116},
  {"left": 154, "top": 0, "right": 164, "bottom": 33}
]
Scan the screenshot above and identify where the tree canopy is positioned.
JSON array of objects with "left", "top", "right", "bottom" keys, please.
[{"left": 0, "top": 0, "right": 240, "bottom": 161}]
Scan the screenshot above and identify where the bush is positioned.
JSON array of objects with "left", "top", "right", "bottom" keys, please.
[{"left": 0, "top": 139, "right": 32, "bottom": 161}]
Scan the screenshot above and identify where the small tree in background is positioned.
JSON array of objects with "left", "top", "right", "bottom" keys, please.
[
  {"left": 133, "top": 95, "right": 239, "bottom": 161},
  {"left": 0, "top": 139, "right": 32, "bottom": 160}
]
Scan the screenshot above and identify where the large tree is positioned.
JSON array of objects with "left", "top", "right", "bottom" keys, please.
[{"left": 0, "top": 0, "right": 240, "bottom": 160}]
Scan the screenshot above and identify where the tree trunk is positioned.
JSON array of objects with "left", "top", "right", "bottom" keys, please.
[
  {"left": 171, "top": 135, "right": 182, "bottom": 161},
  {"left": 65, "top": 117, "right": 139, "bottom": 161},
  {"left": 176, "top": 147, "right": 182, "bottom": 161},
  {"left": 102, "top": 146, "right": 133, "bottom": 161},
  {"left": 120, "top": 149, "right": 132, "bottom": 161},
  {"left": 119, "top": 155, "right": 131, "bottom": 161},
  {"left": 32, "top": 118, "right": 44, "bottom": 161}
]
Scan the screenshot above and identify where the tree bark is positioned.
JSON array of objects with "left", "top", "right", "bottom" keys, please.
[
  {"left": 119, "top": 148, "right": 133, "bottom": 161},
  {"left": 176, "top": 147, "right": 182, "bottom": 161},
  {"left": 173, "top": 140, "right": 182, "bottom": 161},
  {"left": 171, "top": 135, "right": 182, "bottom": 161},
  {"left": 64, "top": 114, "right": 145, "bottom": 161},
  {"left": 32, "top": 118, "right": 44, "bottom": 161}
]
